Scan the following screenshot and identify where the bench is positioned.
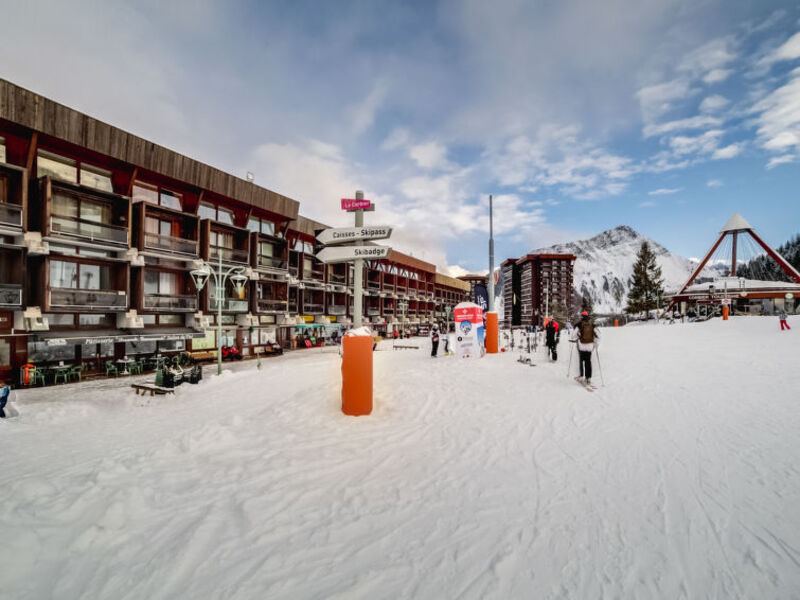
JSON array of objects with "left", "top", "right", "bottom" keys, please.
[
  {"left": 189, "top": 351, "right": 216, "bottom": 361},
  {"left": 131, "top": 383, "right": 175, "bottom": 396},
  {"left": 393, "top": 344, "right": 420, "bottom": 350}
]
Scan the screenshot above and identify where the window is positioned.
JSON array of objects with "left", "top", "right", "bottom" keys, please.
[
  {"left": 293, "top": 239, "right": 314, "bottom": 254},
  {"left": 79, "top": 314, "right": 113, "bottom": 327},
  {"left": 132, "top": 181, "right": 183, "bottom": 210},
  {"left": 199, "top": 201, "right": 234, "bottom": 224},
  {"left": 209, "top": 230, "right": 233, "bottom": 249},
  {"left": 159, "top": 339, "right": 185, "bottom": 352},
  {"left": 144, "top": 270, "right": 178, "bottom": 295},
  {"left": 258, "top": 242, "right": 274, "bottom": 258},
  {"left": 0, "top": 137, "right": 5, "bottom": 163},
  {"left": 159, "top": 314, "right": 183, "bottom": 325},
  {"left": 80, "top": 164, "right": 113, "bottom": 192},
  {"left": 140, "top": 314, "right": 157, "bottom": 325},
  {"left": 247, "top": 217, "right": 276, "bottom": 236},
  {"left": 38, "top": 150, "right": 78, "bottom": 183},
  {"left": 49, "top": 260, "right": 110, "bottom": 290},
  {"left": 28, "top": 340, "right": 76, "bottom": 362},
  {"left": 145, "top": 216, "right": 174, "bottom": 237},
  {"left": 125, "top": 341, "right": 157, "bottom": 355}
]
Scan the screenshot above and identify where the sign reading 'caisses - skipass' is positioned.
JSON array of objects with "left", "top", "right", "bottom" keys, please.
[{"left": 316, "top": 225, "right": 392, "bottom": 245}]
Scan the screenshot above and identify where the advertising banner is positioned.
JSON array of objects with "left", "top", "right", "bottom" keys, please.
[
  {"left": 453, "top": 302, "right": 484, "bottom": 359},
  {"left": 473, "top": 283, "right": 488, "bottom": 312}
]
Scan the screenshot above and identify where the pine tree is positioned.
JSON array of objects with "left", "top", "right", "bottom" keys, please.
[{"left": 625, "top": 241, "right": 665, "bottom": 318}]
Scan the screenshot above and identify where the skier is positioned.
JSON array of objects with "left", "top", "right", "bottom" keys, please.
[
  {"left": 430, "top": 325, "right": 440, "bottom": 357},
  {"left": 572, "top": 311, "right": 597, "bottom": 385},
  {"left": 443, "top": 329, "right": 450, "bottom": 355},
  {"left": 779, "top": 310, "right": 791, "bottom": 331},
  {"left": 0, "top": 381, "right": 9, "bottom": 418},
  {"left": 545, "top": 319, "right": 560, "bottom": 361}
]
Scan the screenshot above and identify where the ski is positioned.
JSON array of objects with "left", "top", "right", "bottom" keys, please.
[{"left": 574, "top": 376, "right": 596, "bottom": 392}]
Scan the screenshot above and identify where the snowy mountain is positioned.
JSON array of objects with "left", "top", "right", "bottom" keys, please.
[{"left": 534, "top": 225, "right": 723, "bottom": 314}]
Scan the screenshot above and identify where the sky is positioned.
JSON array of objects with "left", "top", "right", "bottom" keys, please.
[{"left": 2, "top": 0, "right": 800, "bottom": 274}]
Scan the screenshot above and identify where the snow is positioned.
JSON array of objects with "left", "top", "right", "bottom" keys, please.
[
  {"left": 682, "top": 276, "right": 800, "bottom": 292},
  {"left": 2, "top": 317, "right": 800, "bottom": 599}
]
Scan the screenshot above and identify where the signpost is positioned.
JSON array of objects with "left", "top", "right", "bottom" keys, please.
[
  {"left": 320, "top": 191, "right": 393, "bottom": 417},
  {"left": 316, "top": 225, "right": 392, "bottom": 246},
  {"left": 317, "top": 245, "right": 389, "bottom": 264}
]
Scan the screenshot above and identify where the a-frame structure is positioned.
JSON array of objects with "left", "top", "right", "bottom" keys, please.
[{"left": 666, "top": 213, "right": 800, "bottom": 313}]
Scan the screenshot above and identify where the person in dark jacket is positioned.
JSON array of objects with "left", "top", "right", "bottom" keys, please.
[
  {"left": 571, "top": 311, "right": 597, "bottom": 384},
  {"left": 0, "top": 381, "right": 10, "bottom": 418},
  {"left": 430, "top": 325, "right": 440, "bottom": 357},
  {"left": 545, "top": 319, "right": 560, "bottom": 361}
]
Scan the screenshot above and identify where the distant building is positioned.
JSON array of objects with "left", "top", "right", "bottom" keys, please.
[
  {"left": 457, "top": 273, "right": 488, "bottom": 309},
  {"left": 501, "top": 254, "right": 576, "bottom": 327}
]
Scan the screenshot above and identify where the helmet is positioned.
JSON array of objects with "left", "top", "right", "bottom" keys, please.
[{"left": 582, "top": 311, "right": 588, "bottom": 316}]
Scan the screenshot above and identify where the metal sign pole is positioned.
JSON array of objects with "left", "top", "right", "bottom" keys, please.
[
  {"left": 488, "top": 194, "right": 495, "bottom": 312},
  {"left": 353, "top": 190, "right": 364, "bottom": 328}
]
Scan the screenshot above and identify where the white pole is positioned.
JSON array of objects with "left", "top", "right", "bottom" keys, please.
[
  {"left": 217, "top": 250, "right": 223, "bottom": 376},
  {"left": 353, "top": 190, "right": 365, "bottom": 329},
  {"left": 488, "top": 194, "right": 495, "bottom": 312}
]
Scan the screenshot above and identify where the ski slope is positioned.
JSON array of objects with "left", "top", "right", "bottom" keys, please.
[{"left": 1, "top": 317, "right": 799, "bottom": 599}]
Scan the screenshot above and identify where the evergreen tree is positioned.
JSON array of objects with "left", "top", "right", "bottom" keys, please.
[
  {"left": 737, "top": 234, "right": 800, "bottom": 281},
  {"left": 625, "top": 241, "right": 665, "bottom": 318}
]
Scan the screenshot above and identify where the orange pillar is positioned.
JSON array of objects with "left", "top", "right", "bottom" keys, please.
[
  {"left": 722, "top": 305, "right": 729, "bottom": 320},
  {"left": 614, "top": 319, "right": 619, "bottom": 327},
  {"left": 342, "top": 335, "right": 373, "bottom": 416},
  {"left": 486, "top": 312, "right": 498, "bottom": 354}
]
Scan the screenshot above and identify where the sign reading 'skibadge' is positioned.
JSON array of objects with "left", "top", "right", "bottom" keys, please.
[{"left": 453, "top": 302, "right": 485, "bottom": 359}]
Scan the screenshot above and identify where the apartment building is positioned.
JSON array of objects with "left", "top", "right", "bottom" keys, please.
[
  {"left": 0, "top": 78, "right": 470, "bottom": 380},
  {"left": 502, "top": 254, "right": 576, "bottom": 328}
]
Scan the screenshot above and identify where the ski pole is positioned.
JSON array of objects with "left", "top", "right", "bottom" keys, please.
[
  {"left": 595, "top": 346, "right": 605, "bottom": 387},
  {"left": 566, "top": 340, "right": 574, "bottom": 378}
]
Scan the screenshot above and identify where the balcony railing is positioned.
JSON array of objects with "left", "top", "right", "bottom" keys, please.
[
  {"left": 0, "top": 283, "right": 22, "bottom": 307},
  {"left": 49, "top": 288, "right": 127, "bottom": 310},
  {"left": 210, "top": 246, "right": 249, "bottom": 265},
  {"left": 289, "top": 264, "right": 300, "bottom": 278},
  {"left": 367, "top": 280, "right": 380, "bottom": 289},
  {"left": 366, "top": 307, "right": 380, "bottom": 316},
  {"left": 0, "top": 203, "right": 23, "bottom": 229},
  {"left": 328, "top": 305, "right": 346, "bottom": 316},
  {"left": 288, "top": 301, "right": 298, "bottom": 313},
  {"left": 144, "top": 232, "right": 198, "bottom": 256},
  {"left": 257, "top": 298, "right": 287, "bottom": 312},
  {"left": 329, "top": 273, "right": 346, "bottom": 285},
  {"left": 50, "top": 215, "right": 128, "bottom": 246},
  {"left": 143, "top": 293, "right": 198, "bottom": 312},
  {"left": 302, "top": 302, "right": 324, "bottom": 314},
  {"left": 209, "top": 298, "right": 249, "bottom": 312},
  {"left": 257, "top": 256, "right": 288, "bottom": 271}
]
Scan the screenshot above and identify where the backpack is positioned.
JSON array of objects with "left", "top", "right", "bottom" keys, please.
[
  {"left": 432, "top": 332, "right": 439, "bottom": 342},
  {"left": 579, "top": 321, "right": 595, "bottom": 344}
]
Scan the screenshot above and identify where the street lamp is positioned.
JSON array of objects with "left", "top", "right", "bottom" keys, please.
[
  {"left": 191, "top": 252, "right": 249, "bottom": 376},
  {"left": 398, "top": 300, "right": 408, "bottom": 335},
  {"left": 445, "top": 304, "right": 452, "bottom": 334}
]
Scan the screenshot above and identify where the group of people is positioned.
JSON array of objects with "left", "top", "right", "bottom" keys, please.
[{"left": 543, "top": 311, "right": 597, "bottom": 385}]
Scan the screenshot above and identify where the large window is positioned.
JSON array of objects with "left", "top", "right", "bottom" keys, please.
[
  {"left": 294, "top": 239, "right": 314, "bottom": 254},
  {"left": 50, "top": 260, "right": 111, "bottom": 290},
  {"left": 209, "top": 230, "right": 233, "bottom": 249},
  {"left": 144, "top": 270, "right": 179, "bottom": 295},
  {"left": 247, "top": 216, "right": 276, "bottom": 236},
  {"left": 199, "top": 201, "right": 234, "bottom": 225},
  {"left": 37, "top": 150, "right": 113, "bottom": 191},
  {"left": 0, "top": 136, "right": 6, "bottom": 163},
  {"left": 132, "top": 181, "right": 182, "bottom": 210},
  {"left": 145, "top": 216, "right": 174, "bottom": 237}
]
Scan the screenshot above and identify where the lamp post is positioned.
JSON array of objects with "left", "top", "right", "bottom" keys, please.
[
  {"left": 190, "top": 251, "right": 249, "bottom": 376},
  {"left": 445, "top": 304, "right": 452, "bottom": 334},
  {"left": 398, "top": 300, "right": 408, "bottom": 336}
]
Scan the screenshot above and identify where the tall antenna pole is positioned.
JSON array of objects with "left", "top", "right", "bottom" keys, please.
[{"left": 488, "top": 194, "right": 495, "bottom": 312}]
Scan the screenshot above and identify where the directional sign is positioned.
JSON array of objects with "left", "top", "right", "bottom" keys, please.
[
  {"left": 317, "top": 245, "right": 390, "bottom": 264},
  {"left": 317, "top": 225, "right": 392, "bottom": 246},
  {"left": 341, "top": 198, "right": 372, "bottom": 211}
]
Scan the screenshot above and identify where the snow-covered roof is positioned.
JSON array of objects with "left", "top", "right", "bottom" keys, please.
[
  {"left": 720, "top": 212, "right": 753, "bottom": 233},
  {"left": 673, "top": 276, "right": 800, "bottom": 295}
]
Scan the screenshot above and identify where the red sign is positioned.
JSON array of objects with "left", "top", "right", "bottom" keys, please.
[
  {"left": 454, "top": 305, "right": 483, "bottom": 323},
  {"left": 341, "top": 198, "right": 371, "bottom": 210}
]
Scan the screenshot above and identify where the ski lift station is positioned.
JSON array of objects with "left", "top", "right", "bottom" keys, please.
[{"left": 666, "top": 213, "right": 800, "bottom": 316}]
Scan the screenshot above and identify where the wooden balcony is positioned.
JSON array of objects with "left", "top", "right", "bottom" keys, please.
[
  {"left": 0, "top": 203, "right": 23, "bottom": 230},
  {"left": 50, "top": 214, "right": 128, "bottom": 246},
  {"left": 257, "top": 298, "right": 287, "bottom": 313},
  {"left": 210, "top": 297, "right": 249, "bottom": 312},
  {"left": 143, "top": 293, "right": 198, "bottom": 312},
  {"left": 210, "top": 246, "right": 249, "bottom": 265},
  {"left": 144, "top": 232, "right": 198, "bottom": 257},
  {"left": 49, "top": 288, "right": 127, "bottom": 311},
  {"left": 0, "top": 283, "right": 22, "bottom": 307}
]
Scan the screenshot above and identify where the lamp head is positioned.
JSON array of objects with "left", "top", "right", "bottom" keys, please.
[
  {"left": 230, "top": 272, "right": 248, "bottom": 296},
  {"left": 190, "top": 267, "right": 211, "bottom": 292}
]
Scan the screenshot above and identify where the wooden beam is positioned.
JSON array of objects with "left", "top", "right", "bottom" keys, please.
[
  {"left": 25, "top": 132, "right": 37, "bottom": 174},
  {"left": 126, "top": 167, "right": 138, "bottom": 197},
  {"left": 666, "top": 232, "right": 726, "bottom": 313}
]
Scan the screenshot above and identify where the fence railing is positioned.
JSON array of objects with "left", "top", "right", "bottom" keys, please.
[
  {"left": 257, "top": 256, "right": 288, "bottom": 270},
  {"left": 302, "top": 302, "right": 324, "bottom": 314},
  {"left": 143, "top": 293, "right": 197, "bottom": 312},
  {"left": 328, "top": 305, "right": 346, "bottom": 315},
  {"left": 144, "top": 232, "right": 198, "bottom": 256},
  {"left": 0, "top": 283, "right": 22, "bottom": 307},
  {"left": 0, "top": 203, "right": 23, "bottom": 228},
  {"left": 49, "top": 287, "right": 127, "bottom": 309},
  {"left": 50, "top": 214, "right": 128, "bottom": 246},
  {"left": 209, "top": 246, "right": 249, "bottom": 264},
  {"left": 209, "top": 297, "right": 249, "bottom": 312},
  {"left": 257, "top": 298, "right": 287, "bottom": 312}
]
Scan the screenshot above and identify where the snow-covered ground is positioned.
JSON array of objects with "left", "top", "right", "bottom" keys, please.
[{"left": 1, "top": 317, "right": 799, "bottom": 599}]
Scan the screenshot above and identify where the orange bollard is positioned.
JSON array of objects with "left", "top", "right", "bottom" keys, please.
[
  {"left": 722, "top": 305, "right": 729, "bottom": 320},
  {"left": 341, "top": 334, "right": 373, "bottom": 416},
  {"left": 485, "top": 312, "right": 498, "bottom": 354},
  {"left": 614, "top": 319, "right": 619, "bottom": 327}
]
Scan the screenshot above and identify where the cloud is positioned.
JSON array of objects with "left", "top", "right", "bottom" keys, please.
[
  {"left": 638, "top": 200, "right": 656, "bottom": 208},
  {"left": 703, "top": 69, "right": 733, "bottom": 84},
  {"left": 648, "top": 187, "right": 682, "bottom": 196},
  {"left": 766, "top": 154, "right": 796, "bottom": 169},
  {"left": 706, "top": 179, "right": 723, "bottom": 187},
  {"left": 643, "top": 115, "right": 722, "bottom": 138},
  {"left": 381, "top": 127, "right": 411, "bottom": 151},
  {"left": 699, "top": 95, "right": 730, "bottom": 113},
  {"left": 408, "top": 141, "right": 451, "bottom": 170},
  {"left": 764, "top": 30, "right": 800, "bottom": 65},
  {"left": 637, "top": 79, "right": 694, "bottom": 124},
  {"left": 668, "top": 130, "right": 724, "bottom": 155},
  {"left": 752, "top": 67, "right": 800, "bottom": 156},
  {"left": 712, "top": 143, "right": 742, "bottom": 160},
  {"left": 347, "top": 80, "right": 389, "bottom": 135}
]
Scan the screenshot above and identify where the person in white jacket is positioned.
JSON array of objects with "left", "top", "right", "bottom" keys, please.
[{"left": 572, "top": 311, "right": 598, "bottom": 384}]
